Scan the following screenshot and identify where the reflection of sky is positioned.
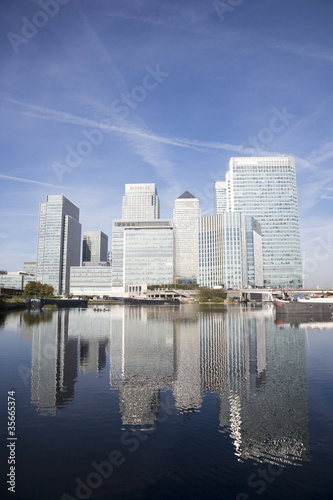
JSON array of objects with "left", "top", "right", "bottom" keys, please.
[{"left": 306, "top": 330, "right": 333, "bottom": 462}]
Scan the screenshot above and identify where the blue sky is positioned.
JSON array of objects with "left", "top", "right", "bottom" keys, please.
[{"left": 1, "top": 0, "right": 333, "bottom": 287}]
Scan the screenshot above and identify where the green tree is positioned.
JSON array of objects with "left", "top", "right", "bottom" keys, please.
[{"left": 23, "top": 281, "right": 54, "bottom": 298}]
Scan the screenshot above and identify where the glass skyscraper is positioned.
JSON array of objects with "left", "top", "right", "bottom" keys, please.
[
  {"left": 225, "top": 156, "right": 302, "bottom": 288},
  {"left": 122, "top": 183, "right": 160, "bottom": 221},
  {"left": 199, "top": 214, "right": 224, "bottom": 288},
  {"left": 173, "top": 192, "right": 201, "bottom": 284},
  {"left": 36, "top": 195, "right": 81, "bottom": 295},
  {"left": 214, "top": 181, "right": 227, "bottom": 214},
  {"left": 82, "top": 231, "right": 108, "bottom": 264}
]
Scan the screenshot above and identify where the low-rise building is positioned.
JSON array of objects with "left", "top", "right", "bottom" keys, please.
[
  {"left": 0, "top": 271, "right": 36, "bottom": 291},
  {"left": 70, "top": 266, "right": 112, "bottom": 297}
]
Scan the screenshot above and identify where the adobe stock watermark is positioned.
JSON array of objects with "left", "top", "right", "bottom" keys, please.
[
  {"left": 61, "top": 395, "right": 174, "bottom": 500},
  {"left": 236, "top": 463, "right": 284, "bottom": 500},
  {"left": 7, "top": 0, "right": 71, "bottom": 54},
  {"left": 213, "top": 0, "right": 246, "bottom": 22},
  {"left": 52, "top": 64, "right": 169, "bottom": 182},
  {"left": 193, "top": 106, "right": 296, "bottom": 206},
  {"left": 240, "top": 108, "right": 295, "bottom": 154},
  {"left": 302, "top": 234, "right": 333, "bottom": 284}
]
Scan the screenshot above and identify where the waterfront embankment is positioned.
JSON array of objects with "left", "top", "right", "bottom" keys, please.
[{"left": 0, "top": 298, "right": 27, "bottom": 312}]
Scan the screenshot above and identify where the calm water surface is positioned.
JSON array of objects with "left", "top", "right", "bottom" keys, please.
[{"left": 0, "top": 304, "right": 332, "bottom": 500}]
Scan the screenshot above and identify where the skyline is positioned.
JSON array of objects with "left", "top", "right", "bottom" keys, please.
[{"left": 1, "top": 0, "right": 333, "bottom": 287}]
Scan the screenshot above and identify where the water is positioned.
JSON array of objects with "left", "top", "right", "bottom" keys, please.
[{"left": 0, "top": 304, "right": 332, "bottom": 500}]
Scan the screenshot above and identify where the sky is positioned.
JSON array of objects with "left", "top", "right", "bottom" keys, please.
[{"left": 0, "top": 0, "right": 333, "bottom": 288}]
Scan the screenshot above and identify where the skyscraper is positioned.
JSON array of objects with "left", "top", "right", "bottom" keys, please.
[
  {"left": 173, "top": 191, "right": 201, "bottom": 284},
  {"left": 223, "top": 156, "right": 302, "bottom": 288},
  {"left": 122, "top": 183, "right": 160, "bottom": 221},
  {"left": 199, "top": 214, "right": 224, "bottom": 288},
  {"left": 215, "top": 181, "right": 227, "bottom": 214},
  {"left": 199, "top": 213, "right": 263, "bottom": 289},
  {"left": 36, "top": 195, "right": 81, "bottom": 295},
  {"left": 82, "top": 231, "right": 108, "bottom": 264}
]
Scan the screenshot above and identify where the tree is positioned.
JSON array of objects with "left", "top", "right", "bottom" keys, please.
[{"left": 23, "top": 281, "right": 54, "bottom": 298}]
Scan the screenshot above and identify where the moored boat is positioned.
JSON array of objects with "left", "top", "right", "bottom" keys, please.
[{"left": 275, "top": 296, "right": 333, "bottom": 315}]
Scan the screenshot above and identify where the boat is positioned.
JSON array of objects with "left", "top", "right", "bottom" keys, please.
[{"left": 275, "top": 295, "right": 333, "bottom": 316}]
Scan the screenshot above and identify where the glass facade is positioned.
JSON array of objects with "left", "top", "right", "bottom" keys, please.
[
  {"left": 82, "top": 231, "right": 108, "bottom": 264},
  {"left": 173, "top": 192, "right": 201, "bottom": 284},
  {"left": 70, "top": 266, "right": 112, "bottom": 297},
  {"left": 222, "top": 212, "right": 248, "bottom": 289},
  {"left": 215, "top": 181, "right": 227, "bottom": 214},
  {"left": 199, "top": 213, "right": 263, "bottom": 289},
  {"left": 199, "top": 214, "right": 224, "bottom": 288},
  {"left": 245, "top": 216, "right": 263, "bottom": 288},
  {"left": 124, "top": 224, "right": 173, "bottom": 287},
  {"left": 122, "top": 183, "right": 160, "bottom": 221},
  {"left": 24, "top": 262, "right": 37, "bottom": 276},
  {"left": 226, "top": 156, "right": 303, "bottom": 288},
  {"left": 111, "top": 220, "right": 173, "bottom": 290},
  {"left": 0, "top": 272, "right": 35, "bottom": 290},
  {"left": 36, "top": 195, "right": 81, "bottom": 295}
]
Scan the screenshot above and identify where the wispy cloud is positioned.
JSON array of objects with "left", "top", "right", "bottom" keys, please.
[
  {"left": 274, "top": 41, "right": 333, "bottom": 63},
  {"left": 307, "top": 140, "right": 333, "bottom": 164},
  {"left": 0, "top": 174, "right": 85, "bottom": 191},
  {"left": 5, "top": 97, "right": 292, "bottom": 158}
]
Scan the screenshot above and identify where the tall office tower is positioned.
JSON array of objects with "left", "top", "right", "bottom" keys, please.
[
  {"left": 199, "top": 213, "right": 263, "bottom": 289},
  {"left": 225, "top": 156, "right": 302, "bottom": 288},
  {"left": 36, "top": 195, "right": 81, "bottom": 295},
  {"left": 122, "top": 183, "right": 160, "bottom": 221},
  {"left": 245, "top": 216, "right": 263, "bottom": 288},
  {"left": 215, "top": 181, "right": 227, "bottom": 214},
  {"left": 82, "top": 231, "right": 108, "bottom": 264},
  {"left": 222, "top": 212, "right": 248, "bottom": 289},
  {"left": 111, "top": 220, "right": 173, "bottom": 291},
  {"left": 173, "top": 192, "right": 201, "bottom": 284},
  {"left": 199, "top": 214, "right": 224, "bottom": 288}
]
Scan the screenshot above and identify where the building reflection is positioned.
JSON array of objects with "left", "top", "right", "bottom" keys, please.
[
  {"left": 29, "top": 308, "right": 110, "bottom": 415},
  {"left": 216, "top": 306, "right": 309, "bottom": 465},
  {"left": 30, "top": 309, "right": 78, "bottom": 416},
  {"left": 110, "top": 306, "right": 174, "bottom": 427},
  {"left": 24, "top": 304, "right": 310, "bottom": 465},
  {"left": 173, "top": 309, "right": 202, "bottom": 412}
]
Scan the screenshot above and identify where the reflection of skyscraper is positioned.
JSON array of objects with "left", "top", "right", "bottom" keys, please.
[
  {"left": 79, "top": 339, "right": 108, "bottom": 373},
  {"left": 173, "top": 309, "right": 202, "bottom": 411},
  {"left": 238, "top": 320, "right": 309, "bottom": 464},
  {"left": 200, "top": 312, "right": 226, "bottom": 393},
  {"left": 218, "top": 307, "right": 309, "bottom": 465},
  {"left": 109, "top": 306, "right": 174, "bottom": 426},
  {"left": 31, "top": 310, "right": 78, "bottom": 416}
]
